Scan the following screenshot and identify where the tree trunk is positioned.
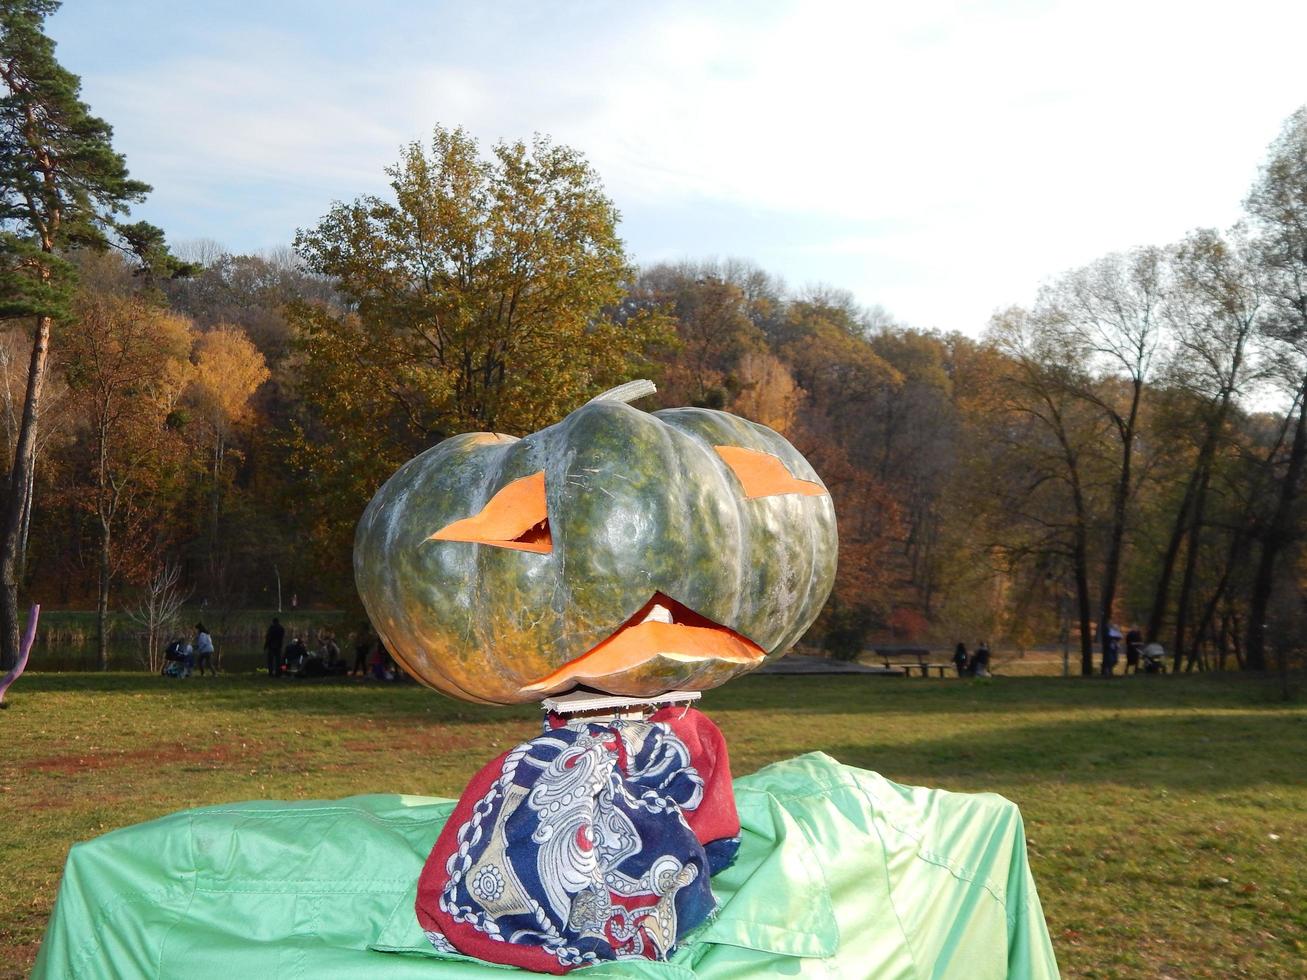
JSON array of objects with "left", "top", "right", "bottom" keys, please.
[
  {"left": 1099, "top": 379, "right": 1142, "bottom": 670},
  {"left": 1191, "top": 530, "right": 1246, "bottom": 672},
  {"left": 0, "top": 315, "right": 51, "bottom": 670},
  {"left": 1145, "top": 472, "right": 1197, "bottom": 644},
  {"left": 1247, "top": 391, "right": 1307, "bottom": 671},
  {"left": 1172, "top": 466, "right": 1212, "bottom": 670},
  {"left": 1051, "top": 405, "right": 1094, "bottom": 676},
  {"left": 1074, "top": 540, "right": 1093, "bottom": 676},
  {"left": 1217, "top": 613, "right": 1229, "bottom": 671},
  {"left": 97, "top": 519, "right": 111, "bottom": 670},
  {"left": 17, "top": 433, "right": 36, "bottom": 583}
]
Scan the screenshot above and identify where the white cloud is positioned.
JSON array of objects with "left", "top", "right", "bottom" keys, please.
[{"left": 61, "top": 0, "right": 1307, "bottom": 332}]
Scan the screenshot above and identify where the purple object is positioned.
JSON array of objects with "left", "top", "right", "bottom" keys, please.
[{"left": 0, "top": 603, "right": 40, "bottom": 707}]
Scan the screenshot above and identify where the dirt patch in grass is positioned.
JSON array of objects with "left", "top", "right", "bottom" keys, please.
[{"left": 28, "top": 744, "right": 238, "bottom": 774}]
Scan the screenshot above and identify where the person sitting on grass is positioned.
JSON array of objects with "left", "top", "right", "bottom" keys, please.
[{"left": 284, "top": 635, "right": 308, "bottom": 675}]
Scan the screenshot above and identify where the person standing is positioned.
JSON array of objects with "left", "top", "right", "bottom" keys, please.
[
  {"left": 264, "top": 617, "right": 286, "bottom": 679},
  {"left": 193, "top": 623, "right": 215, "bottom": 677},
  {"left": 972, "top": 640, "right": 991, "bottom": 677},
  {"left": 1125, "top": 628, "right": 1143, "bottom": 674},
  {"left": 1101, "top": 627, "right": 1121, "bottom": 677},
  {"left": 952, "top": 642, "right": 969, "bottom": 677},
  {"left": 370, "top": 638, "right": 390, "bottom": 680},
  {"left": 321, "top": 629, "right": 341, "bottom": 669},
  {"left": 352, "top": 623, "right": 372, "bottom": 677}
]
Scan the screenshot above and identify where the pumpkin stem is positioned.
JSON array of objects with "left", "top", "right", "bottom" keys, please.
[{"left": 587, "top": 379, "right": 657, "bottom": 406}]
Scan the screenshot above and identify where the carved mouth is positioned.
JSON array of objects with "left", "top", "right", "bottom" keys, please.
[{"left": 521, "top": 593, "right": 765, "bottom": 696}]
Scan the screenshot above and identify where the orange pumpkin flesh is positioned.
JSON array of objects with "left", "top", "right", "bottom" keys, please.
[
  {"left": 521, "top": 592, "right": 764, "bottom": 696},
  {"left": 713, "top": 446, "right": 827, "bottom": 499},
  {"left": 428, "top": 471, "right": 552, "bottom": 554}
]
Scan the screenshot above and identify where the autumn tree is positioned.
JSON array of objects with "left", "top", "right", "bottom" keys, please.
[
  {"left": 0, "top": 0, "right": 172, "bottom": 666},
  {"left": 865, "top": 329, "right": 967, "bottom": 614},
  {"left": 986, "top": 306, "right": 1107, "bottom": 674},
  {"left": 289, "top": 127, "right": 668, "bottom": 593},
  {"left": 185, "top": 325, "right": 269, "bottom": 578},
  {"left": 634, "top": 264, "right": 765, "bottom": 406},
  {"left": 775, "top": 296, "right": 899, "bottom": 425},
  {"left": 1244, "top": 106, "right": 1307, "bottom": 671},
  {"left": 189, "top": 327, "right": 269, "bottom": 482},
  {"left": 61, "top": 290, "right": 192, "bottom": 666},
  {"left": 164, "top": 247, "right": 336, "bottom": 361},
  {"left": 732, "top": 351, "right": 802, "bottom": 434},
  {"left": 0, "top": 324, "right": 67, "bottom": 582},
  {"left": 1146, "top": 228, "right": 1264, "bottom": 667},
  {"left": 1043, "top": 248, "right": 1165, "bottom": 667}
]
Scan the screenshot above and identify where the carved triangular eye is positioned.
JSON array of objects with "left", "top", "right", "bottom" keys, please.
[
  {"left": 429, "top": 471, "right": 552, "bottom": 553},
  {"left": 714, "top": 446, "right": 827, "bottom": 499}
]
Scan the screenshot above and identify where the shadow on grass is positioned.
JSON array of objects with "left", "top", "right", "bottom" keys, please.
[{"left": 704, "top": 671, "right": 1300, "bottom": 714}]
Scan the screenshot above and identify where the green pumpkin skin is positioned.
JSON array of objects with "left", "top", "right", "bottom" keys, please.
[{"left": 354, "top": 401, "right": 838, "bottom": 705}]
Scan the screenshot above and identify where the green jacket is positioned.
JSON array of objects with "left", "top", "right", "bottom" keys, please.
[{"left": 34, "top": 753, "right": 1058, "bottom": 978}]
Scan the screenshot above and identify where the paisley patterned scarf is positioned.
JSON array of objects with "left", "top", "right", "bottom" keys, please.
[{"left": 416, "top": 707, "right": 739, "bottom": 974}]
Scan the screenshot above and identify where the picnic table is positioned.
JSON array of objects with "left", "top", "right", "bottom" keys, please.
[{"left": 874, "top": 647, "right": 954, "bottom": 677}]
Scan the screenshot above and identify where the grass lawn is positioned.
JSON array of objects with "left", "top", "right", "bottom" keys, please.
[{"left": 2, "top": 670, "right": 1304, "bottom": 978}]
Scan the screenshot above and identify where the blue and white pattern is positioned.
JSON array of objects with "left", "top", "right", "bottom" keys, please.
[{"left": 433, "top": 718, "right": 716, "bottom": 967}]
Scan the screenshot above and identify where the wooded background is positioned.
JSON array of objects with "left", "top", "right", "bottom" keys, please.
[{"left": 3, "top": 3, "right": 1307, "bottom": 676}]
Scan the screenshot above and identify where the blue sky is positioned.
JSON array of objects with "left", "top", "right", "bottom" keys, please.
[{"left": 49, "top": 0, "right": 1307, "bottom": 334}]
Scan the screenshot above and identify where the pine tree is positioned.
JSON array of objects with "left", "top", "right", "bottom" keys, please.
[{"left": 0, "top": 0, "right": 168, "bottom": 667}]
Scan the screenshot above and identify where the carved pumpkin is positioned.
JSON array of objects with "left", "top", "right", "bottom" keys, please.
[{"left": 354, "top": 382, "right": 837, "bottom": 705}]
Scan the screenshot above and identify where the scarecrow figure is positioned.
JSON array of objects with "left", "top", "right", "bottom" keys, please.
[
  {"left": 354, "top": 380, "right": 836, "bottom": 971},
  {"left": 34, "top": 381, "right": 1061, "bottom": 979}
]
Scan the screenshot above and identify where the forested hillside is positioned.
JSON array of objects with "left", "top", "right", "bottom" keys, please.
[{"left": 5, "top": 105, "right": 1307, "bottom": 675}]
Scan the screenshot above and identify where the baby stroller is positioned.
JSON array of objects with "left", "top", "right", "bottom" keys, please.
[
  {"left": 162, "top": 640, "right": 191, "bottom": 678},
  {"left": 1140, "top": 643, "right": 1166, "bottom": 674}
]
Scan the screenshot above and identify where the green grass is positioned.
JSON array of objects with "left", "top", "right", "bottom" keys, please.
[{"left": 2, "top": 671, "right": 1304, "bottom": 978}]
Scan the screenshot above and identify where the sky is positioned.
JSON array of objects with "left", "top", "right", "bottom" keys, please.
[{"left": 47, "top": 0, "right": 1307, "bottom": 335}]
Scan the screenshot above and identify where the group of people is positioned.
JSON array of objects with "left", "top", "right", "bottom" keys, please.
[
  {"left": 1100, "top": 627, "right": 1147, "bottom": 676},
  {"left": 263, "top": 618, "right": 398, "bottom": 680},
  {"left": 951, "top": 641, "right": 991, "bottom": 677},
  {"left": 951, "top": 628, "right": 1159, "bottom": 678},
  {"left": 263, "top": 618, "right": 343, "bottom": 677},
  {"left": 161, "top": 623, "right": 216, "bottom": 678}
]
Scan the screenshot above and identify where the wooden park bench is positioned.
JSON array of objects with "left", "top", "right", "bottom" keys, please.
[{"left": 873, "top": 646, "right": 953, "bottom": 677}]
